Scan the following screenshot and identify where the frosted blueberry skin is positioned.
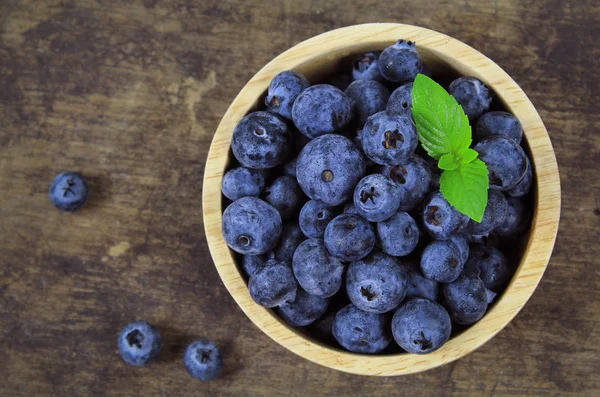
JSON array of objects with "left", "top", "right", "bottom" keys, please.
[
  {"left": 273, "top": 222, "right": 306, "bottom": 263},
  {"left": 421, "top": 191, "right": 469, "bottom": 240},
  {"left": 379, "top": 154, "right": 432, "bottom": 211},
  {"left": 183, "top": 340, "right": 224, "bottom": 382},
  {"left": 118, "top": 321, "right": 162, "bottom": 366},
  {"left": 387, "top": 82, "right": 414, "bottom": 117},
  {"left": 249, "top": 259, "right": 298, "bottom": 308},
  {"left": 420, "top": 239, "right": 465, "bottom": 283},
  {"left": 378, "top": 40, "right": 423, "bottom": 84},
  {"left": 475, "top": 136, "right": 528, "bottom": 191},
  {"left": 441, "top": 272, "right": 488, "bottom": 325},
  {"left": 265, "top": 71, "right": 310, "bottom": 120},
  {"left": 361, "top": 111, "right": 419, "bottom": 166},
  {"left": 353, "top": 174, "right": 402, "bottom": 222},
  {"left": 241, "top": 254, "right": 267, "bottom": 277},
  {"left": 48, "top": 171, "right": 89, "bottom": 212},
  {"left": 352, "top": 51, "right": 383, "bottom": 81},
  {"left": 448, "top": 77, "right": 492, "bottom": 121},
  {"left": 324, "top": 213, "right": 376, "bottom": 262},
  {"left": 221, "top": 167, "right": 265, "bottom": 201},
  {"left": 277, "top": 288, "right": 330, "bottom": 327},
  {"left": 466, "top": 190, "right": 508, "bottom": 236},
  {"left": 292, "top": 84, "right": 352, "bottom": 139},
  {"left": 344, "top": 79, "right": 390, "bottom": 126},
  {"left": 507, "top": 156, "right": 533, "bottom": 197},
  {"left": 404, "top": 267, "right": 439, "bottom": 301},
  {"left": 299, "top": 200, "right": 338, "bottom": 239},
  {"left": 377, "top": 211, "right": 419, "bottom": 257},
  {"left": 450, "top": 235, "right": 470, "bottom": 265},
  {"left": 475, "top": 111, "right": 523, "bottom": 144},
  {"left": 292, "top": 239, "right": 344, "bottom": 298},
  {"left": 264, "top": 176, "right": 305, "bottom": 221},
  {"left": 464, "top": 245, "right": 511, "bottom": 292},
  {"left": 333, "top": 304, "right": 392, "bottom": 354},
  {"left": 495, "top": 196, "right": 530, "bottom": 237}
]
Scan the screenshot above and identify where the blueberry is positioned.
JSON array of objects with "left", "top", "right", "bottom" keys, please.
[
  {"left": 249, "top": 258, "right": 298, "bottom": 307},
  {"left": 353, "top": 174, "right": 401, "bottom": 222},
  {"left": 422, "top": 192, "right": 469, "bottom": 239},
  {"left": 48, "top": 171, "right": 89, "bottom": 211},
  {"left": 448, "top": 77, "right": 492, "bottom": 121},
  {"left": 241, "top": 254, "right": 266, "bottom": 276},
  {"left": 475, "top": 136, "right": 528, "bottom": 191},
  {"left": 352, "top": 51, "right": 383, "bottom": 81},
  {"left": 387, "top": 82, "right": 413, "bottom": 116},
  {"left": 299, "top": 200, "right": 338, "bottom": 239},
  {"left": 441, "top": 272, "right": 488, "bottom": 325},
  {"left": 296, "top": 134, "right": 366, "bottom": 206},
  {"left": 402, "top": 264, "right": 439, "bottom": 301},
  {"left": 378, "top": 40, "right": 423, "bottom": 84},
  {"left": 475, "top": 111, "right": 523, "bottom": 144},
  {"left": 307, "top": 310, "right": 337, "bottom": 343},
  {"left": 222, "top": 197, "right": 282, "bottom": 255},
  {"left": 264, "top": 176, "right": 304, "bottom": 220},
  {"left": 221, "top": 167, "right": 265, "bottom": 201},
  {"left": 277, "top": 288, "right": 330, "bottom": 327},
  {"left": 184, "top": 340, "right": 223, "bottom": 382},
  {"left": 466, "top": 190, "right": 508, "bottom": 235},
  {"left": 344, "top": 79, "right": 390, "bottom": 126},
  {"left": 292, "top": 239, "right": 344, "bottom": 298},
  {"left": 506, "top": 156, "right": 533, "bottom": 197},
  {"left": 232, "top": 111, "right": 291, "bottom": 169},
  {"left": 450, "top": 235, "right": 470, "bottom": 265},
  {"left": 333, "top": 304, "right": 392, "bottom": 353},
  {"left": 380, "top": 154, "right": 432, "bottom": 211},
  {"left": 361, "top": 111, "right": 418, "bottom": 166},
  {"left": 392, "top": 298, "right": 451, "bottom": 354},
  {"left": 420, "top": 240, "right": 465, "bottom": 283},
  {"left": 324, "top": 213, "right": 376, "bottom": 261},
  {"left": 495, "top": 196, "right": 529, "bottom": 237},
  {"left": 273, "top": 222, "right": 305, "bottom": 263},
  {"left": 292, "top": 84, "right": 352, "bottom": 139},
  {"left": 118, "top": 321, "right": 162, "bottom": 366},
  {"left": 347, "top": 252, "right": 407, "bottom": 313},
  {"left": 282, "top": 157, "right": 297, "bottom": 178},
  {"left": 464, "top": 246, "right": 511, "bottom": 292},
  {"left": 377, "top": 211, "right": 419, "bottom": 257},
  {"left": 343, "top": 202, "right": 359, "bottom": 214},
  {"left": 265, "top": 71, "right": 310, "bottom": 120},
  {"left": 485, "top": 288, "right": 497, "bottom": 303}
]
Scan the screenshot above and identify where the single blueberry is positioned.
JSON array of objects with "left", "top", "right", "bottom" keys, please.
[
  {"left": 495, "top": 196, "right": 529, "bottom": 237},
  {"left": 361, "top": 111, "right": 418, "bottom": 166},
  {"left": 466, "top": 190, "right": 508, "bottom": 235},
  {"left": 332, "top": 304, "right": 392, "bottom": 353},
  {"left": 475, "top": 136, "right": 528, "bottom": 191},
  {"left": 307, "top": 310, "right": 337, "bottom": 343},
  {"left": 387, "top": 82, "right": 414, "bottom": 117},
  {"left": 222, "top": 197, "right": 282, "bottom": 255},
  {"left": 296, "top": 134, "right": 366, "bottom": 206},
  {"left": 118, "top": 321, "right": 162, "bottom": 366},
  {"left": 506, "top": 156, "right": 533, "bottom": 197},
  {"left": 292, "top": 84, "right": 352, "bottom": 139},
  {"left": 249, "top": 259, "right": 298, "bottom": 308},
  {"left": 241, "top": 254, "right": 267, "bottom": 277},
  {"left": 464, "top": 245, "right": 511, "bottom": 292},
  {"left": 265, "top": 71, "right": 310, "bottom": 120},
  {"left": 441, "top": 272, "right": 488, "bottom": 325},
  {"left": 343, "top": 202, "right": 359, "bottom": 214},
  {"left": 377, "top": 211, "right": 419, "bottom": 257},
  {"left": 282, "top": 157, "right": 298, "bottom": 178},
  {"left": 486, "top": 288, "right": 497, "bottom": 303},
  {"left": 324, "top": 213, "right": 376, "bottom": 262},
  {"left": 352, "top": 51, "right": 383, "bottom": 81},
  {"left": 273, "top": 222, "right": 306, "bottom": 263},
  {"left": 49, "top": 171, "right": 89, "bottom": 211},
  {"left": 378, "top": 40, "right": 423, "bottom": 84},
  {"left": 449, "top": 235, "right": 470, "bottom": 265},
  {"left": 292, "top": 239, "right": 344, "bottom": 298},
  {"left": 422, "top": 192, "right": 469, "bottom": 239},
  {"left": 448, "top": 77, "right": 492, "bottom": 121},
  {"left": 299, "top": 200, "right": 338, "bottom": 239},
  {"left": 420, "top": 240, "right": 465, "bottom": 283},
  {"left": 353, "top": 174, "right": 401, "bottom": 222},
  {"left": 221, "top": 167, "right": 265, "bottom": 201},
  {"left": 402, "top": 263, "right": 439, "bottom": 301},
  {"left": 380, "top": 154, "right": 432, "bottom": 211},
  {"left": 475, "top": 111, "right": 523, "bottom": 144},
  {"left": 344, "top": 79, "right": 390, "bottom": 126},
  {"left": 277, "top": 288, "right": 330, "bottom": 327},
  {"left": 392, "top": 298, "right": 451, "bottom": 354},
  {"left": 264, "top": 176, "right": 305, "bottom": 220},
  {"left": 184, "top": 340, "right": 224, "bottom": 382},
  {"left": 346, "top": 252, "right": 408, "bottom": 314}
]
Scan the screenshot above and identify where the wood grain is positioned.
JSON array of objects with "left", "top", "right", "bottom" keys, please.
[{"left": 1, "top": 0, "right": 599, "bottom": 395}]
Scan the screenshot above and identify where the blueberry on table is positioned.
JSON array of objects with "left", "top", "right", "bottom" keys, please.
[
  {"left": 222, "top": 197, "right": 282, "bottom": 255},
  {"left": 241, "top": 254, "right": 267, "bottom": 277},
  {"left": 264, "top": 176, "right": 304, "bottom": 220},
  {"left": 333, "top": 304, "right": 392, "bottom": 354},
  {"left": 392, "top": 298, "right": 451, "bottom": 354},
  {"left": 361, "top": 111, "right": 418, "bottom": 166},
  {"left": 441, "top": 272, "right": 488, "bottom": 325},
  {"left": 378, "top": 40, "right": 423, "bottom": 84},
  {"left": 466, "top": 190, "right": 508, "bottom": 235},
  {"left": 232, "top": 111, "right": 291, "bottom": 169},
  {"left": 475, "top": 136, "right": 528, "bottom": 191},
  {"left": 277, "top": 288, "right": 330, "bottom": 327},
  {"left": 344, "top": 79, "right": 390, "bottom": 126},
  {"left": 184, "top": 340, "right": 224, "bottom": 382},
  {"left": 265, "top": 71, "right": 310, "bottom": 120},
  {"left": 118, "top": 321, "right": 162, "bottom": 366},
  {"left": 475, "top": 111, "right": 523, "bottom": 144},
  {"left": 448, "top": 77, "right": 492, "bottom": 121},
  {"left": 507, "top": 156, "right": 533, "bottom": 197},
  {"left": 221, "top": 166, "right": 265, "bottom": 201},
  {"left": 387, "top": 82, "right": 414, "bottom": 117},
  {"left": 296, "top": 134, "right": 366, "bottom": 206},
  {"left": 299, "top": 200, "right": 338, "bottom": 239},
  {"left": 249, "top": 259, "right": 298, "bottom": 308},
  {"left": 292, "top": 239, "right": 344, "bottom": 298},
  {"left": 495, "top": 196, "right": 530, "bottom": 237},
  {"left": 346, "top": 251, "right": 408, "bottom": 314},
  {"left": 464, "top": 245, "right": 511, "bottom": 292},
  {"left": 422, "top": 191, "right": 469, "bottom": 240},
  {"left": 352, "top": 51, "right": 383, "bottom": 81},
  {"left": 353, "top": 174, "right": 401, "bottom": 222},
  {"left": 292, "top": 84, "right": 352, "bottom": 139},
  {"left": 377, "top": 211, "right": 419, "bottom": 257},
  {"left": 48, "top": 171, "right": 89, "bottom": 212},
  {"left": 420, "top": 240, "right": 465, "bottom": 283},
  {"left": 324, "top": 213, "right": 376, "bottom": 262},
  {"left": 380, "top": 154, "right": 432, "bottom": 211}
]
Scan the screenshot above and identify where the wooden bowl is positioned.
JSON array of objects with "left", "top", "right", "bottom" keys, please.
[{"left": 202, "top": 23, "right": 561, "bottom": 376}]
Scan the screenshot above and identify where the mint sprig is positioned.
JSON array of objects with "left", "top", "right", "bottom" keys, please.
[{"left": 412, "top": 74, "right": 489, "bottom": 222}]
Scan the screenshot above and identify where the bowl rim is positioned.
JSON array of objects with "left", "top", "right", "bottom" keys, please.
[{"left": 202, "top": 23, "right": 561, "bottom": 376}]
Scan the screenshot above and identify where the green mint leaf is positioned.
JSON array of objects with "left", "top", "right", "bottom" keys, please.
[
  {"left": 438, "top": 153, "right": 460, "bottom": 170},
  {"left": 456, "top": 148, "right": 479, "bottom": 165},
  {"left": 440, "top": 159, "right": 489, "bottom": 222},
  {"left": 412, "top": 74, "right": 472, "bottom": 159}
]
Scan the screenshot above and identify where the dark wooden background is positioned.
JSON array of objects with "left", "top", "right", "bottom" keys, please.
[{"left": 1, "top": 0, "right": 599, "bottom": 396}]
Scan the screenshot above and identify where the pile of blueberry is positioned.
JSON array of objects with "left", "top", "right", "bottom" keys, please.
[{"left": 222, "top": 40, "right": 532, "bottom": 355}]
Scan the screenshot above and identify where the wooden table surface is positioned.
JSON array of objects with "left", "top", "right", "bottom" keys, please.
[{"left": 1, "top": 1, "right": 599, "bottom": 396}]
